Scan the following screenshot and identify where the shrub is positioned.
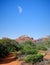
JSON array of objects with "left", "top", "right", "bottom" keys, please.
[
  {"left": 24, "top": 54, "right": 43, "bottom": 64},
  {"left": 0, "top": 44, "right": 9, "bottom": 58},
  {"left": 21, "top": 45, "right": 38, "bottom": 55},
  {"left": 37, "top": 45, "right": 47, "bottom": 51},
  {"left": 0, "top": 38, "right": 20, "bottom": 52},
  {"left": 24, "top": 48, "right": 38, "bottom": 55},
  {"left": 20, "top": 40, "right": 37, "bottom": 55},
  {"left": 0, "top": 38, "right": 20, "bottom": 58}
]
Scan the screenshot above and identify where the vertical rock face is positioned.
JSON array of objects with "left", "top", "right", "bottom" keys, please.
[{"left": 15, "top": 35, "right": 34, "bottom": 43}]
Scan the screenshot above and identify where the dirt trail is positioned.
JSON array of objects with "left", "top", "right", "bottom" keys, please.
[
  {"left": 0, "top": 55, "right": 23, "bottom": 65},
  {"left": 0, "top": 59, "right": 23, "bottom": 65}
]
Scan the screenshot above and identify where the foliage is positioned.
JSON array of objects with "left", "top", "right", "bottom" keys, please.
[
  {"left": 20, "top": 40, "right": 38, "bottom": 54},
  {"left": 0, "top": 38, "right": 20, "bottom": 58},
  {"left": 0, "top": 38, "right": 20, "bottom": 52},
  {"left": 24, "top": 54, "right": 43, "bottom": 64},
  {"left": 0, "top": 43, "right": 9, "bottom": 58},
  {"left": 45, "top": 40, "right": 50, "bottom": 48},
  {"left": 21, "top": 47, "right": 38, "bottom": 55},
  {"left": 37, "top": 45, "right": 47, "bottom": 51},
  {"left": 21, "top": 40, "right": 36, "bottom": 49},
  {"left": 35, "top": 39, "right": 50, "bottom": 50}
]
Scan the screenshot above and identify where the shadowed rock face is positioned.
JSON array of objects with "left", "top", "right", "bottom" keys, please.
[{"left": 16, "top": 35, "right": 34, "bottom": 43}]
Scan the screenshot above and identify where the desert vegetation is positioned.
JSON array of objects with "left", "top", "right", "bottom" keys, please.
[
  {"left": 0, "top": 37, "right": 50, "bottom": 65},
  {"left": 0, "top": 38, "right": 20, "bottom": 58}
]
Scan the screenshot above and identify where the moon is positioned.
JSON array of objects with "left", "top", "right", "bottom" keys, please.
[{"left": 18, "top": 6, "right": 23, "bottom": 14}]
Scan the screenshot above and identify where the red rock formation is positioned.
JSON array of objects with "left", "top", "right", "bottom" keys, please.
[
  {"left": 35, "top": 36, "right": 50, "bottom": 43},
  {"left": 16, "top": 35, "right": 34, "bottom": 43}
]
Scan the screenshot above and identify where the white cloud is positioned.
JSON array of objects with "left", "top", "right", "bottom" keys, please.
[{"left": 18, "top": 6, "right": 23, "bottom": 14}]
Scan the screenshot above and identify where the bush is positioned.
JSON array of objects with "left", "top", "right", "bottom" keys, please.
[
  {"left": 0, "top": 38, "right": 20, "bottom": 58},
  {"left": 20, "top": 40, "right": 37, "bottom": 55},
  {"left": 24, "top": 54, "right": 43, "bottom": 64},
  {"left": 37, "top": 45, "right": 47, "bottom": 51},
  {"left": 0, "top": 44, "right": 9, "bottom": 58},
  {"left": 24, "top": 49, "right": 38, "bottom": 55},
  {"left": 21, "top": 45, "right": 38, "bottom": 55},
  {"left": 0, "top": 38, "right": 20, "bottom": 52},
  {"left": 21, "top": 40, "right": 36, "bottom": 49}
]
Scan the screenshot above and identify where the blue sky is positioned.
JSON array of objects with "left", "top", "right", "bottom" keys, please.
[{"left": 0, "top": 0, "right": 50, "bottom": 39}]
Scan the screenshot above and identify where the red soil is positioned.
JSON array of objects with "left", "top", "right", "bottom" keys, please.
[
  {"left": 0, "top": 57, "right": 23, "bottom": 65},
  {"left": 44, "top": 52, "right": 50, "bottom": 60},
  {"left": 0, "top": 53, "right": 23, "bottom": 65},
  {"left": 0, "top": 52, "right": 50, "bottom": 65}
]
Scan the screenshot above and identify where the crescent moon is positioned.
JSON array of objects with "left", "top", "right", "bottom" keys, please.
[{"left": 18, "top": 6, "right": 23, "bottom": 13}]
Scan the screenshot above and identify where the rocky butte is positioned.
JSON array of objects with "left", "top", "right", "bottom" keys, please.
[{"left": 16, "top": 35, "right": 35, "bottom": 43}]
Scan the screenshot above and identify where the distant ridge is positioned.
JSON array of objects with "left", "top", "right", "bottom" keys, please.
[
  {"left": 0, "top": 35, "right": 50, "bottom": 43},
  {"left": 15, "top": 35, "right": 50, "bottom": 43},
  {"left": 35, "top": 35, "right": 50, "bottom": 43}
]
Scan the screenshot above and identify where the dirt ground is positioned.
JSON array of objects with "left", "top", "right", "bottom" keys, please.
[
  {"left": 0, "top": 58, "right": 23, "bottom": 65},
  {"left": 0, "top": 54, "right": 23, "bottom": 65},
  {"left": 0, "top": 60, "right": 22, "bottom": 65},
  {"left": 45, "top": 52, "right": 50, "bottom": 59}
]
